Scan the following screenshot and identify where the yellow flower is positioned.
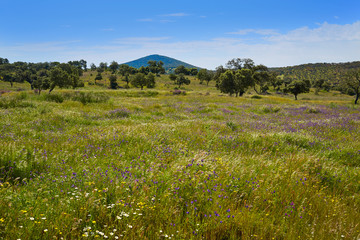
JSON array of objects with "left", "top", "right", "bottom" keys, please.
[
  {"left": 92, "top": 221, "right": 96, "bottom": 224},
  {"left": 0, "top": 218, "right": 5, "bottom": 222}
]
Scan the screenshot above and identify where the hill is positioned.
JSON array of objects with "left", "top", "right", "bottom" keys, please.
[
  {"left": 122, "top": 54, "right": 200, "bottom": 72},
  {"left": 270, "top": 61, "right": 360, "bottom": 87}
]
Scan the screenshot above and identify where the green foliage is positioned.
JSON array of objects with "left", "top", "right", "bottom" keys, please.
[
  {"left": 173, "top": 73, "right": 190, "bottom": 88},
  {"left": 0, "top": 89, "right": 359, "bottom": 239},
  {"left": 42, "top": 93, "right": 64, "bottom": 103},
  {"left": 62, "top": 91, "right": 110, "bottom": 104},
  {"left": 285, "top": 80, "right": 311, "bottom": 100},
  {"left": 146, "top": 73, "right": 156, "bottom": 88},
  {"left": 109, "top": 75, "right": 118, "bottom": 89},
  {"left": 131, "top": 73, "right": 147, "bottom": 90},
  {"left": 340, "top": 69, "right": 360, "bottom": 104},
  {"left": 197, "top": 69, "right": 213, "bottom": 85}
]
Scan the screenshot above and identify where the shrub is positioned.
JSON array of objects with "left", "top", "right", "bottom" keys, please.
[
  {"left": 106, "top": 108, "right": 130, "bottom": 118},
  {"left": 251, "top": 95, "right": 262, "bottom": 99},
  {"left": 62, "top": 91, "right": 110, "bottom": 104},
  {"left": 43, "top": 93, "right": 64, "bottom": 103}
]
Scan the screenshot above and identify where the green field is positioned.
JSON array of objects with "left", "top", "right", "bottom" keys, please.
[{"left": 0, "top": 77, "right": 359, "bottom": 239}]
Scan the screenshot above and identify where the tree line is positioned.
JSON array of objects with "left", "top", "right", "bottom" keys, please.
[{"left": 1, "top": 56, "right": 359, "bottom": 103}]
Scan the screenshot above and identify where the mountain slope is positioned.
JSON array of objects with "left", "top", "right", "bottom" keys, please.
[
  {"left": 122, "top": 54, "right": 200, "bottom": 71},
  {"left": 270, "top": 61, "right": 360, "bottom": 86}
]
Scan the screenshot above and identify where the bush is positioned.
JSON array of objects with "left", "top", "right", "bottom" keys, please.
[
  {"left": 106, "top": 108, "right": 130, "bottom": 118},
  {"left": 251, "top": 95, "right": 262, "bottom": 99},
  {"left": 172, "top": 90, "right": 186, "bottom": 95},
  {"left": 43, "top": 93, "right": 64, "bottom": 103},
  {"left": 305, "top": 107, "right": 322, "bottom": 114},
  {"left": 62, "top": 91, "right": 110, "bottom": 105},
  {"left": 260, "top": 105, "right": 281, "bottom": 113},
  {"left": 0, "top": 97, "right": 34, "bottom": 109}
]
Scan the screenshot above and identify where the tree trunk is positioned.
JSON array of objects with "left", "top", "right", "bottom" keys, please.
[
  {"left": 294, "top": 94, "right": 298, "bottom": 100},
  {"left": 10, "top": 81, "right": 13, "bottom": 88},
  {"left": 253, "top": 86, "right": 259, "bottom": 94},
  {"left": 355, "top": 93, "right": 359, "bottom": 104},
  {"left": 141, "top": 86, "right": 143, "bottom": 90}
]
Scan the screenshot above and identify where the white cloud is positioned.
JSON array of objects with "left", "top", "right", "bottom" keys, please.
[
  {"left": 228, "top": 29, "right": 279, "bottom": 36},
  {"left": 267, "top": 21, "right": 360, "bottom": 42},
  {"left": 137, "top": 18, "right": 153, "bottom": 22},
  {"left": 160, "top": 13, "right": 189, "bottom": 17},
  {"left": 1, "top": 22, "right": 360, "bottom": 69}
]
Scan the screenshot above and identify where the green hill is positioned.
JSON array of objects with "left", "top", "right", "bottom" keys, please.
[
  {"left": 122, "top": 54, "right": 200, "bottom": 72},
  {"left": 270, "top": 61, "right": 360, "bottom": 87}
]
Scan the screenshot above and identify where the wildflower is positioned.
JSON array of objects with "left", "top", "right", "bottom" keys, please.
[
  {"left": 44, "top": 229, "right": 48, "bottom": 232},
  {"left": 92, "top": 221, "right": 96, "bottom": 224},
  {"left": 0, "top": 218, "right": 4, "bottom": 223},
  {"left": 30, "top": 217, "right": 35, "bottom": 221},
  {"left": 128, "top": 224, "right": 133, "bottom": 228}
]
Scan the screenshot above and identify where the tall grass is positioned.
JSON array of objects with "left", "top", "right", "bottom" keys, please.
[{"left": 0, "top": 88, "right": 359, "bottom": 239}]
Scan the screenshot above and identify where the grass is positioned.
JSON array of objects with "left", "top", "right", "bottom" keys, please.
[{"left": 0, "top": 78, "right": 359, "bottom": 239}]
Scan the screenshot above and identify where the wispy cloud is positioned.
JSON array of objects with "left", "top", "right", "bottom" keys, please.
[
  {"left": 160, "top": 13, "right": 189, "bottom": 17},
  {"left": 137, "top": 18, "right": 153, "bottom": 22},
  {"left": 228, "top": 29, "right": 279, "bottom": 36},
  {"left": 267, "top": 21, "right": 360, "bottom": 42},
  {"left": 2, "top": 22, "right": 360, "bottom": 69}
]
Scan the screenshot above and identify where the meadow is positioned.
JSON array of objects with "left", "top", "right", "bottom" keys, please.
[{"left": 0, "top": 77, "right": 359, "bottom": 239}]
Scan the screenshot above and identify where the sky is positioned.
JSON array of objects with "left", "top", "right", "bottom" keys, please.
[{"left": 0, "top": 0, "right": 360, "bottom": 69}]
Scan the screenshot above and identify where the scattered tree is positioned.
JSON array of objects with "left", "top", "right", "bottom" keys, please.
[
  {"left": 285, "top": 80, "right": 311, "bottom": 100},
  {"left": 197, "top": 69, "right": 213, "bottom": 85},
  {"left": 146, "top": 73, "right": 156, "bottom": 88},
  {"left": 49, "top": 67, "right": 71, "bottom": 93},
  {"left": 109, "top": 75, "right": 118, "bottom": 89},
  {"left": 173, "top": 73, "right": 190, "bottom": 88},
  {"left": 95, "top": 72, "right": 102, "bottom": 84},
  {"left": 109, "top": 61, "right": 119, "bottom": 73},
  {"left": 148, "top": 61, "right": 165, "bottom": 76},
  {"left": 341, "top": 69, "right": 360, "bottom": 104},
  {"left": 131, "top": 73, "right": 147, "bottom": 90}
]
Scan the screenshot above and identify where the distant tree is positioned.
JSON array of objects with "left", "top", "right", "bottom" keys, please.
[
  {"left": 285, "top": 80, "right": 311, "bottom": 100},
  {"left": 146, "top": 73, "right": 156, "bottom": 88},
  {"left": 148, "top": 61, "right": 165, "bottom": 76},
  {"left": 98, "top": 62, "right": 108, "bottom": 72},
  {"left": 235, "top": 69, "right": 254, "bottom": 96},
  {"left": 109, "top": 75, "right": 118, "bottom": 89},
  {"left": 109, "top": 61, "right": 119, "bottom": 73},
  {"left": 341, "top": 69, "right": 360, "bottom": 104},
  {"left": 168, "top": 73, "right": 177, "bottom": 81},
  {"left": 90, "top": 63, "right": 97, "bottom": 71},
  {"left": 214, "top": 65, "right": 226, "bottom": 88},
  {"left": 0, "top": 64, "right": 16, "bottom": 87},
  {"left": 33, "top": 70, "right": 50, "bottom": 94},
  {"left": 0, "top": 57, "right": 9, "bottom": 65},
  {"left": 174, "top": 65, "right": 189, "bottom": 75},
  {"left": 118, "top": 64, "right": 132, "bottom": 88},
  {"left": 17, "top": 70, "right": 33, "bottom": 89},
  {"left": 217, "top": 69, "right": 254, "bottom": 97},
  {"left": 79, "top": 59, "right": 87, "bottom": 71},
  {"left": 189, "top": 68, "right": 198, "bottom": 76},
  {"left": 131, "top": 73, "right": 147, "bottom": 90},
  {"left": 218, "top": 70, "right": 235, "bottom": 96},
  {"left": 49, "top": 67, "right": 71, "bottom": 93},
  {"left": 226, "top": 58, "right": 254, "bottom": 70},
  {"left": 139, "top": 66, "right": 149, "bottom": 75},
  {"left": 197, "top": 69, "right": 213, "bottom": 85},
  {"left": 174, "top": 73, "right": 190, "bottom": 88},
  {"left": 94, "top": 72, "right": 102, "bottom": 84}
]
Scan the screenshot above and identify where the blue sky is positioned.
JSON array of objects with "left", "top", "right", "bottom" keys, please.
[{"left": 1, "top": 0, "right": 359, "bottom": 69}]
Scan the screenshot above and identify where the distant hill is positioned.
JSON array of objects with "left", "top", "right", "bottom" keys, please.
[
  {"left": 122, "top": 54, "right": 200, "bottom": 72},
  {"left": 270, "top": 61, "right": 360, "bottom": 86}
]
